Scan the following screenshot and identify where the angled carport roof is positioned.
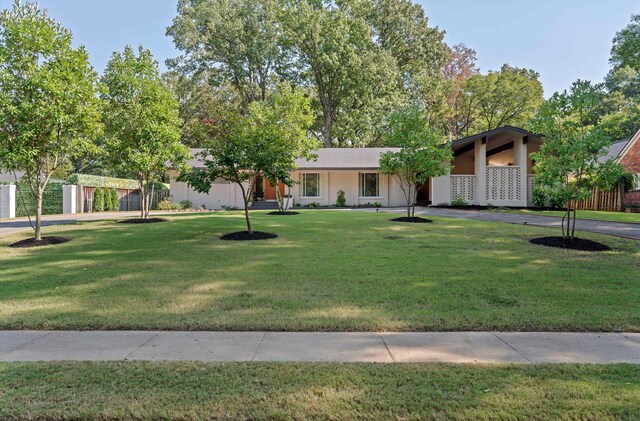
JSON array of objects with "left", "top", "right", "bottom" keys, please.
[{"left": 449, "top": 126, "right": 543, "bottom": 154}]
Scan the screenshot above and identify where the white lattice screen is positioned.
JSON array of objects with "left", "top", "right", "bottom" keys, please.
[
  {"left": 450, "top": 175, "right": 475, "bottom": 202},
  {"left": 485, "top": 167, "right": 521, "bottom": 202},
  {"left": 527, "top": 175, "right": 535, "bottom": 205}
]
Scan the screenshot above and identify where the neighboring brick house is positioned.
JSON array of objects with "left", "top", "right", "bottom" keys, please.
[{"left": 603, "top": 128, "right": 640, "bottom": 207}]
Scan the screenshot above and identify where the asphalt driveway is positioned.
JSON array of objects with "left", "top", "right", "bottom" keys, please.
[{"left": 360, "top": 207, "right": 640, "bottom": 240}]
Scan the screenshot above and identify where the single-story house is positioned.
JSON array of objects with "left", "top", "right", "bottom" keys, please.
[
  {"left": 169, "top": 126, "right": 543, "bottom": 209},
  {"left": 602, "top": 128, "right": 640, "bottom": 207}
]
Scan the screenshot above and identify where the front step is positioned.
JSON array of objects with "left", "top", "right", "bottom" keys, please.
[{"left": 250, "top": 200, "right": 279, "bottom": 210}]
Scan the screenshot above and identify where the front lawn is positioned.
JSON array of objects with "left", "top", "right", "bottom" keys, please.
[
  {"left": 489, "top": 208, "right": 640, "bottom": 224},
  {"left": 1, "top": 362, "right": 638, "bottom": 420},
  {"left": 1, "top": 210, "right": 639, "bottom": 331}
]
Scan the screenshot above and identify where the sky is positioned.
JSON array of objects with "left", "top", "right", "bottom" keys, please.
[{"left": 0, "top": 0, "right": 638, "bottom": 97}]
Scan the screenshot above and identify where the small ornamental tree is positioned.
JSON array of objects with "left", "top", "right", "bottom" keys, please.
[
  {"left": 180, "top": 84, "right": 315, "bottom": 234},
  {"left": 0, "top": 1, "right": 102, "bottom": 241},
  {"left": 101, "top": 46, "right": 189, "bottom": 219},
  {"left": 249, "top": 84, "right": 316, "bottom": 212},
  {"left": 379, "top": 106, "right": 452, "bottom": 217},
  {"left": 531, "top": 81, "right": 624, "bottom": 239}
]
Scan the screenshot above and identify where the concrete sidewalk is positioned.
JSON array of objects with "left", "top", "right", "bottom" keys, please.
[{"left": 1, "top": 331, "right": 638, "bottom": 363}]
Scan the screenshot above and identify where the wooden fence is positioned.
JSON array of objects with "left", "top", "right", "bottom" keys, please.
[
  {"left": 570, "top": 185, "right": 624, "bottom": 212},
  {"left": 80, "top": 187, "right": 170, "bottom": 213}
]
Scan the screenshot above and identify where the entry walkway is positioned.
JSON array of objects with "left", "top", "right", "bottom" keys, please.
[{"left": 1, "top": 331, "right": 638, "bottom": 363}]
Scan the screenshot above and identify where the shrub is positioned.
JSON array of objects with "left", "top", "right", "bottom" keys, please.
[
  {"left": 335, "top": 190, "right": 346, "bottom": 207},
  {"left": 450, "top": 198, "right": 468, "bottom": 207},
  {"left": 304, "top": 201, "right": 320, "bottom": 208},
  {"left": 532, "top": 187, "right": 548, "bottom": 208},
  {"left": 180, "top": 200, "right": 193, "bottom": 210},
  {"left": 93, "top": 187, "right": 105, "bottom": 212},
  {"left": 109, "top": 189, "right": 120, "bottom": 211},
  {"left": 157, "top": 198, "right": 174, "bottom": 211},
  {"left": 104, "top": 188, "right": 113, "bottom": 211}
]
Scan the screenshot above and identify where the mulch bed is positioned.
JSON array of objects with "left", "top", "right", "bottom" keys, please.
[
  {"left": 9, "top": 236, "right": 70, "bottom": 248},
  {"left": 529, "top": 236, "right": 611, "bottom": 252},
  {"left": 391, "top": 217, "right": 433, "bottom": 223},
  {"left": 117, "top": 218, "right": 168, "bottom": 224},
  {"left": 267, "top": 211, "right": 300, "bottom": 215},
  {"left": 220, "top": 231, "right": 278, "bottom": 241}
]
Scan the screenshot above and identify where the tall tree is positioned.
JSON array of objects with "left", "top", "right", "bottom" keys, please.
[
  {"left": 379, "top": 106, "right": 451, "bottom": 217},
  {"left": 0, "top": 1, "right": 102, "bottom": 241},
  {"left": 164, "top": 70, "right": 242, "bottom": 147},
  {"left": 101, "top": 46, "right": 189, "bottom": 219},
  {"left": 441, "top": 43, "right": 479, "bottom": 138},
  {"left": 167, "top": 0, "right": 285, "bottom": 109},
  {"left": 531, "top": 81, "right": 623, "bottom": 239},
  {"left": 609, "top": 13, "right": 640, "bottom": 72},
  {"left": 461, "top": 64, "right": 543, "bottom": 135}
]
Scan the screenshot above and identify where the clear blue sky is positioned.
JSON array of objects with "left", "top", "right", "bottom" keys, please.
[{"left": 1, "top": 0, "right": 637, "bottom": 97}]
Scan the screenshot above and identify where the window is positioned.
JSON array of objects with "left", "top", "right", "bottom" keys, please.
[
  {"left": 359, "top": 173, "right": 380, "bottom": 197},
  {"left": 302, "top": 173, "right": 320, "bottom": 197}
]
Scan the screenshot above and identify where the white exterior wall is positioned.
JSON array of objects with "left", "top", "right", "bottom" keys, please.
[
  {"left": 290, "top": 170, "right": 405, "bottom": 207},
  {"left": 431, "top": 173, "right": 451, "bottom": 206},
  {"left": 63, "top": 185, "right": 77, "bottom": 214},
  {"left": 0, "top": 184, "right": 16, "bottom": 219},
  {"left": 168, "top": 170, "right": 247, "bottom": 210}
]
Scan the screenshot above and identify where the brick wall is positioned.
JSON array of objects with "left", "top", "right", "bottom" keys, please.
[
  {"left": 621, "top": 139, "right": 640, "bottom": 207},
  {"left": 625, "top": 191, "right": 640, "bottom": 207},
  {"left": 620, "top": 139, "right": 640, "bottom": 172}
]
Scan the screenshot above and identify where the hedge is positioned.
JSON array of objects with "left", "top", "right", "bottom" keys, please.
[
  {"left": 14, "top": 182, "right": 64, "bottom": 217},
  {"left": 67, "top": 174, "right": 169, "bottom": 190}
]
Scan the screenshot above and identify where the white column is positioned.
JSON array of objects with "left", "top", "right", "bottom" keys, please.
[
  {"left": 0, "top": 184, "right": 16, "bottom": 219},
  {"left": 514, "top": 137, "right": 528, "bottom": 207},
  {"left": 474, "top": 138, "right": 487, "bottom": 205},
  {"left": 63, "top": 185, "right": 77, "bottom": 214}
]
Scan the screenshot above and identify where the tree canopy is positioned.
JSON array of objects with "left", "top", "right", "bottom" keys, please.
[
  {"left": 379, "top": 106, "right": 451, "bottom": 217},
  {"left": 0, "top": 0, "right": 102, "bottom": 240},
  {"left": 531, "top": 81, "right": 625, "bottom": 239},
  {"left": 179, "top": 84, "right": 315, "bottom": 234},
  {"left": 101, "top": 46, "right": 189, "bottom": 219}
]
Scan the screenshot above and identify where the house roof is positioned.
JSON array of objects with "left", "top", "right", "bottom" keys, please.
[
  {"left": 295, "top": 148, "right": 401, "bottom": 170},
  {"left": 598, "top": 139, "right": 630, "bottom": 164},
  {"left": 183, "top": 147, "right": 401, "bottom": 170},
  {"left": 450, "top": 126, "right": 542, "bottom": 152}
]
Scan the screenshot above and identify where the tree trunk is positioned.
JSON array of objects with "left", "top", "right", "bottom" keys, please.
[
  {"left": 571, "top": 208, "right": 577, "bottom": 239},
  {"left": 238, "top": 181, "right": 253, "bottom": 235},
  {"left": 275, "top": 181, "right": 283, "bottom": 212},
  {"left": 145, "top": 183, "right": 155, "bottom": 219},
  {"left": 323, "top": 104, "right": 332, "bottom": 148},
  {"left": 35, "top": 187, "right": 43, "bottom": 241}
]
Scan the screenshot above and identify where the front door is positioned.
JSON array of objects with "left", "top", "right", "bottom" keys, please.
[{"left": 264, "top": 180, "right": 285, "bottom": 200}]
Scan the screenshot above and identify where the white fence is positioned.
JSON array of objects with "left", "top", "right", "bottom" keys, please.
[{"left": 450, "top": 175, "right": 475, "bottom": 202}]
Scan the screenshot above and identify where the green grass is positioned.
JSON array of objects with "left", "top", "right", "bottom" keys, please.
[
  {"left": 0, "top": 362, "right": 638, "bottom": 420},
  {"left": 488, "top": 208, "right": 640, "bottom": 224},
  {"left": 1, "top": 210, "right": 639, "bottom": 331}
]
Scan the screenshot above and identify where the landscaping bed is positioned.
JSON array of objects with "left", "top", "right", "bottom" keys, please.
[
  {"left": 117, "top": 217, "right": 168, "bottom": 224},
  {"left": 9, "top": 236, "right": 69, "bottom": 248},
  {"left": 530, "top": 236, "right": 611, "bottom": 251},
  {"left": 390, "top": 216, "right": 433, "bottom": 223},
  {"left": 220, "top": 231, "right": 278, "bottom": 241}
]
